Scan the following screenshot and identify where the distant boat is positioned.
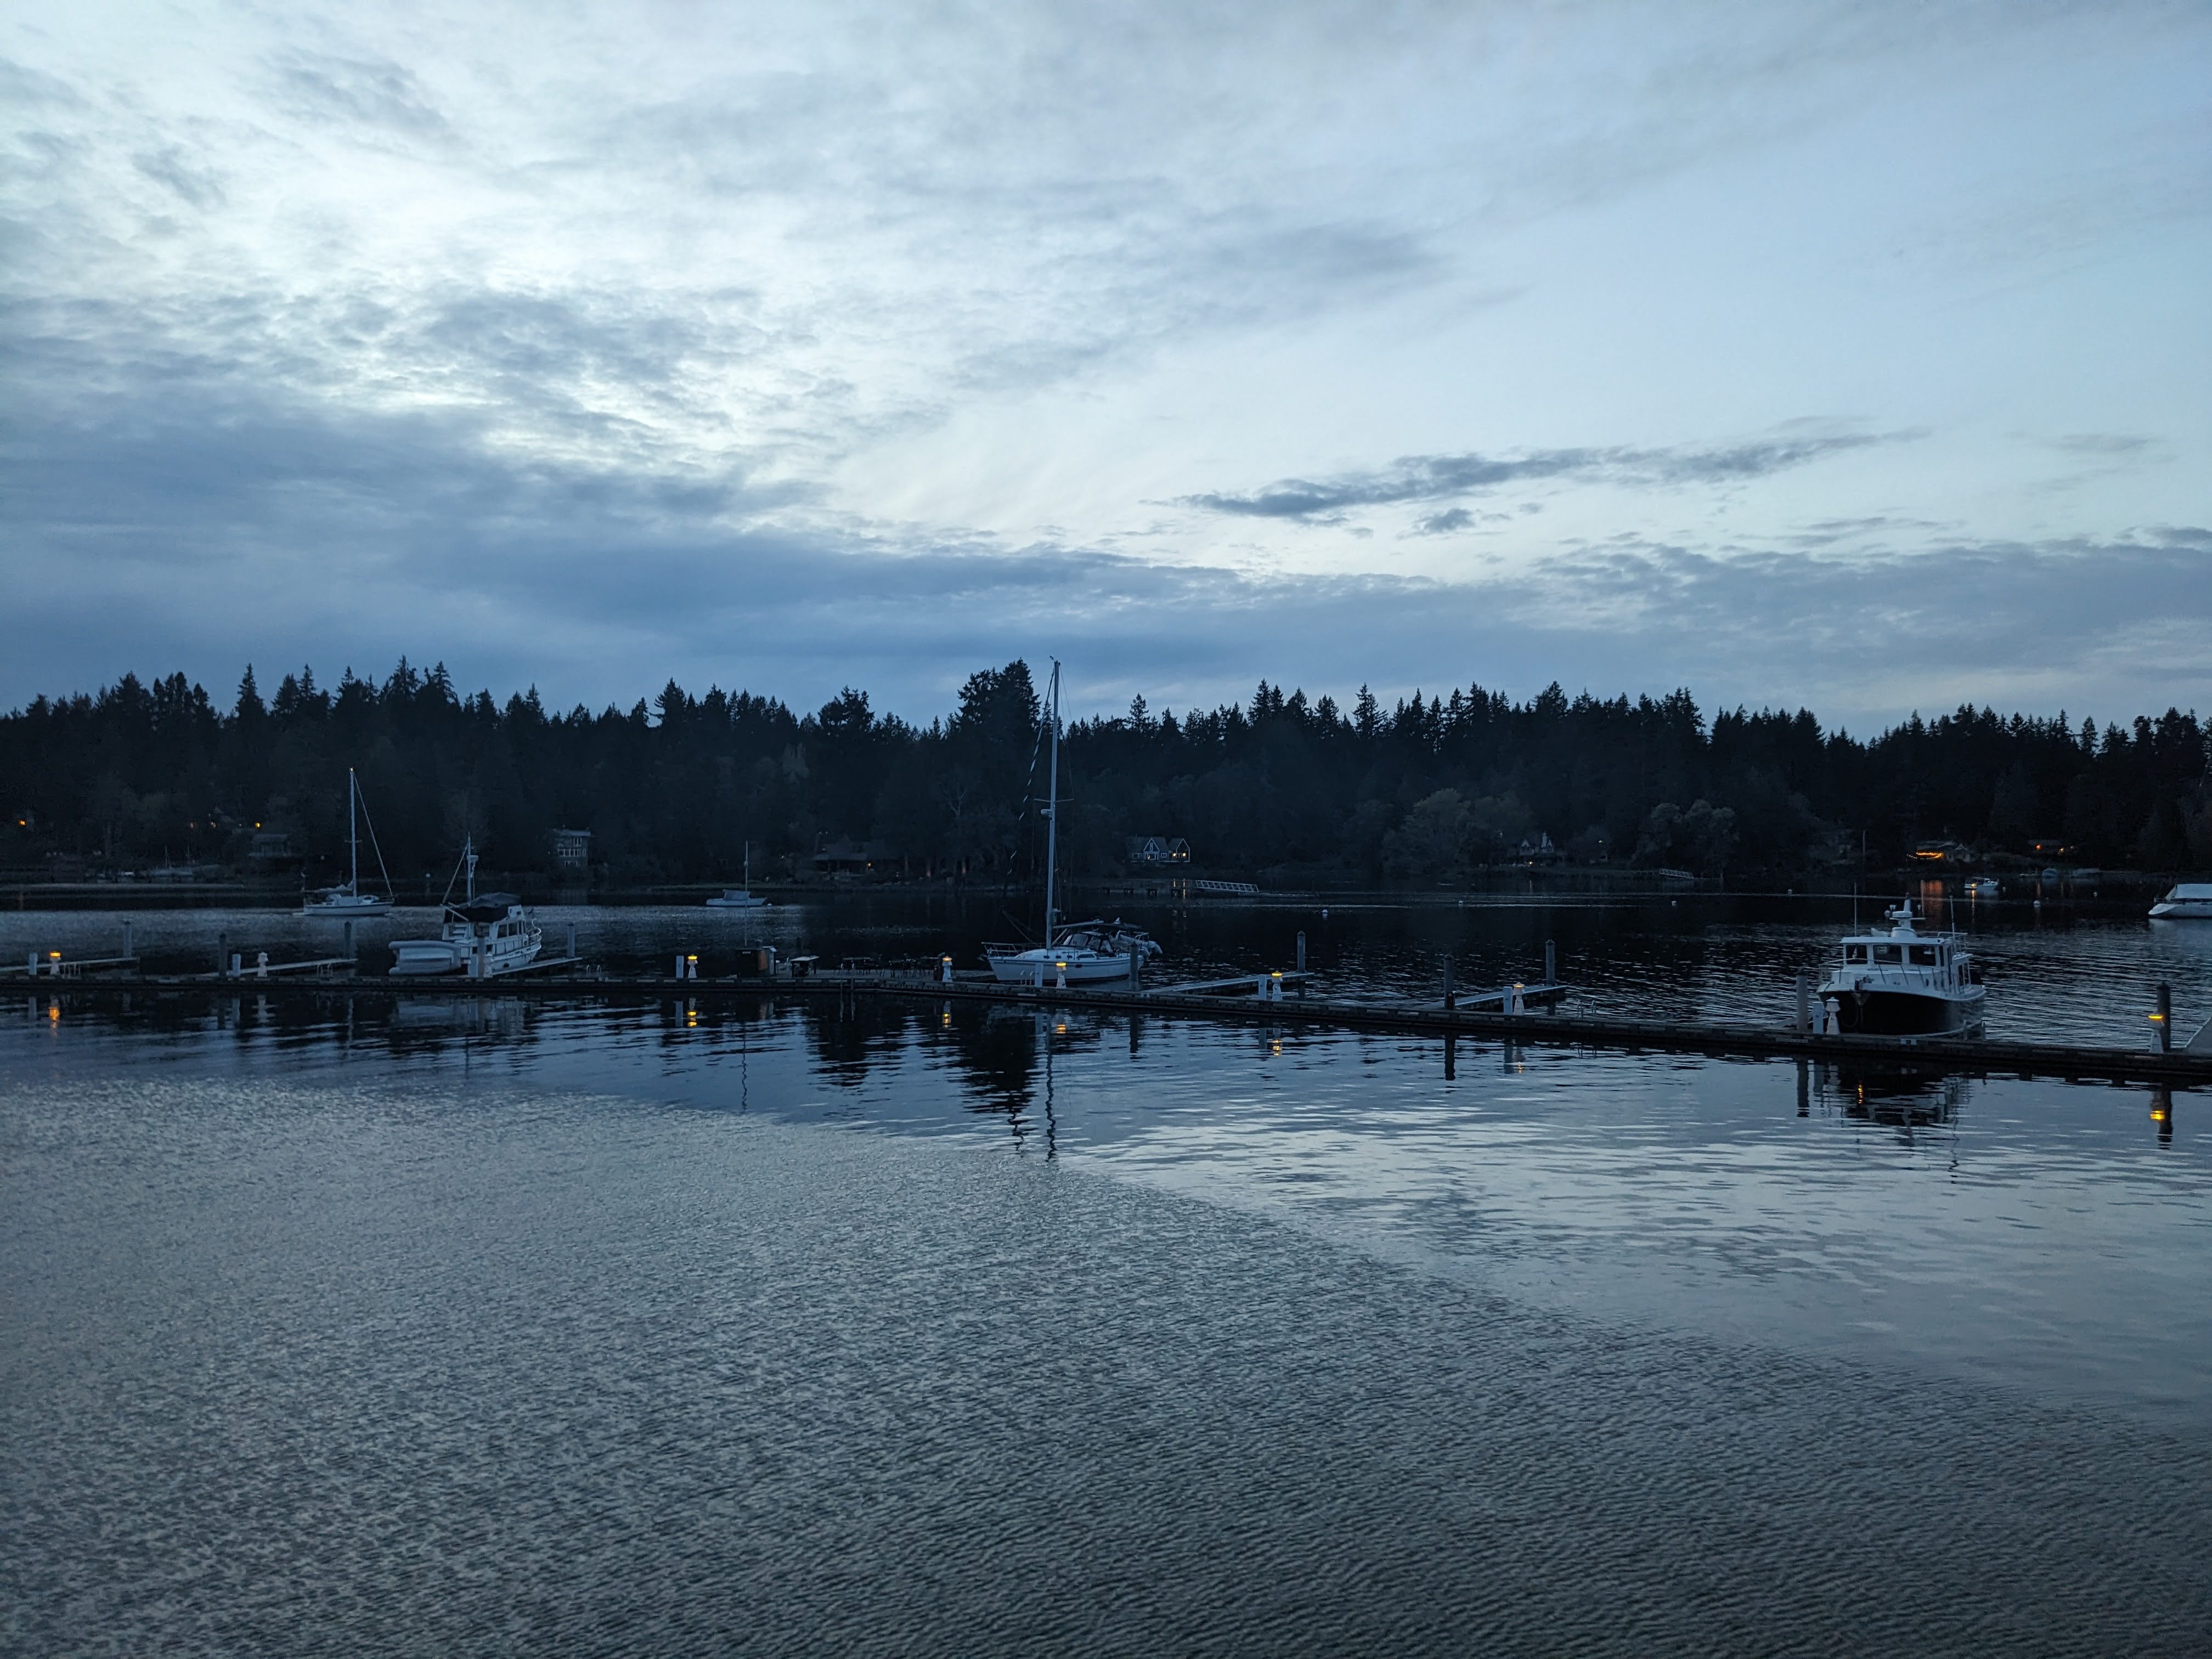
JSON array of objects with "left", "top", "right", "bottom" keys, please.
[
  {"left": 387, "top": 836, "right": 542, "bottom": 976},
  {"left": 1815, "top": 901, "right": 1986, "bottom": 1036},
  {"left": 2149, "top": 883, "right": 2212, "bottom": 921},
  {"left": 302, "top": 769, "right": 393, "bottom": 917},
  {"left": 1965, "top": 878, "right": 1999, "bottom": 898},
  {"left": 975, "top": 659, "right": 1161, "bottom": 986},
  {"left": 705, "top": 844, "right": 770, "bottom": 908}
]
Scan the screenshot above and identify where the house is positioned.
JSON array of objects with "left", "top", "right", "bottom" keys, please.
[
  {"left": 249, "top": 830, "right": 296, "bottom": 862},
  {"left": 551, "top": 828, "right": 592, "bottom": 872},
  {"left": 812, "top": 838, "right": 891, "bottom": 875},
  {"left": 1125, "top": 835, "right": 1192, "bottom": 866}
]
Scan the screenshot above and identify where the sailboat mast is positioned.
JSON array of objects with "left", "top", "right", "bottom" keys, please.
[
  {"left": 1043, "top": 660, "right": 1060, "bottom": 946},
  {"left": 348, "top": 769, "right": 360, "bottom": 892}
]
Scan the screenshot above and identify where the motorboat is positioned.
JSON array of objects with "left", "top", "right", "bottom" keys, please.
[
  {"left": 985, "top": 919, "right": 1163, "bottom": 986},
  {"left": 302, "top": 769, "right": 393, "bottom": 916},
  {"left": 387, "top": 837, "right": 543, "bottom": 977},
  {"left": 2149, "top": 883, "right": 2212, "bottom": 921},
  {"left": 705, "top": 844, "right": 770, "bottom": 908},
  {"left": 1815, "top": 902, "right": 1985, "bottom": 1036},
  {"left": 977, "top": 659, "right": 1165, "bottom": 988},
  {"left": 1964, "top": 877, "right": 1999, "bottom": 898}
]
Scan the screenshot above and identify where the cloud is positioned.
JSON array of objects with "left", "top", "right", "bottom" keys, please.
[{"left": 1179, "top": 432, "right": 1903, "bottom": 520}]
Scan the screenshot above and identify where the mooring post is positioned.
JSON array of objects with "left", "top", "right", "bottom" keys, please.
[
  {"left": 1296, "top": 931, "right": 1307, "bottom": 972},
  {"left": 1442, "top": 957, "right": 1455, "bottom": 1011},
  {"left": 1544, "top": 939, "right": 1556, "bottom": 985},
  {"left": 566, "top": 922, "right": 577, "bottom": 960},
  {"left": 217, "top": 932, "right": 228, "bottom": 978},
  {"left": 2153, "top": 981, "right": 2171, "bottom": 1053},
  {"left": 122, "top": 921, "right": 134, "bottom": 962},
  {"left": 1796, "top": 971, "right": 1810, "bottom": 1034},
  {"left": 26, "top": 950, "right": 37, "bottom": 978}
]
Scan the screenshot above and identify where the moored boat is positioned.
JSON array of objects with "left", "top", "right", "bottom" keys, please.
[
  {"left": 704, "top": 844, "right": 770, "bottom": 908},
  {"left": 985, "top": 919, "right": 1162, "bottom": 986},
  {"left": 2148, "top": 883, "right": 2212, "bottom": 921},
  {"left": 977, "top": 659, "right": 1164, "bottom": 988},
  {"left": 387, "top": 837, "right": 543, "bottom": 976},
  {"left": 1815, "top": 902, "right": 1985, "bottom": 1036},
  {"left": 302, "top": 769, "right": 393, "bottom": 917}
]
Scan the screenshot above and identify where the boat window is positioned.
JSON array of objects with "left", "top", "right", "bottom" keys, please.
[
  {"left": 1872, "top": 944, "right": 1903, "bottom": 965},
  {"left": 1844, "top": 944, "right": 1867, "bottom": 964},
  {"left": 1908, "top": 945, "right": 1938, "bottom": 966}
]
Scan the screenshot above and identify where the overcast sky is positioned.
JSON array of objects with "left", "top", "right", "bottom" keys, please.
[{"left": 4, "top": 1, "right": 2207, "bottom": 731}]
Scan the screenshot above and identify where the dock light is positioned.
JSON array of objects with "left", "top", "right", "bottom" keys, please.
[{"left": 2151, "top": 1104, "right": 2169, "bottom": 1123}]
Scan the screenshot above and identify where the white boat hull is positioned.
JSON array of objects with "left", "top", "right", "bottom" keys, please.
[
  {"left": 704, "top": 891, "right": 769, "bottom": 909},
  {"left": 303, "top": 895, "right": 391, "bottom": 917},
  {"left": 986, "top": 950, "right": 1143, "bottom": 986}
]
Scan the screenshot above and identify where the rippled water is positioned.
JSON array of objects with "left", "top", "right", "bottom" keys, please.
[{"left": 3, "top": 992, "right": 2207, "bottom": 1654}]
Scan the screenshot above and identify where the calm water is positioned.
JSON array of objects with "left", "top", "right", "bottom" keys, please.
[
  {"left": 5, "top": 883, "right": 2208, "bottom": 1045},
  {"left": 3, "top": 979, "right": 2208, "bottom": 1654}
]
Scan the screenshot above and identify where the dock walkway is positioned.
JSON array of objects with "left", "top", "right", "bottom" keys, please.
[{"left": 40, "top": 967, "right": 2212, "bottom": 1087}]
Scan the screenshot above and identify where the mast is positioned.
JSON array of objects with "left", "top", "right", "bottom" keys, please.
[
  {"left": 1043, "top": 659, "right": 1060, "bottom": 946},
  {"left": 348, "top": 769, "right": 360, "bottom": 894}
]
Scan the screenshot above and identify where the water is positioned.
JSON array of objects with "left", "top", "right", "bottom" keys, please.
[
  {"left": 4, "top": 978, "right": 2208, "bottom": 1653},
  {"left": 5, "top": 883, "right": 2209, "bottom": 1045}
]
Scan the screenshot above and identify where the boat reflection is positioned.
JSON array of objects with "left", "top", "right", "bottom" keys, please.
[{"left": 1813, "top": 1060, "right": 1973, "bottom": 1128}]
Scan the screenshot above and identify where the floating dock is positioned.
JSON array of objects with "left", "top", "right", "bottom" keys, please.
[{"left": 28, "top": 965, "right": 2211, "bottom": 1087}]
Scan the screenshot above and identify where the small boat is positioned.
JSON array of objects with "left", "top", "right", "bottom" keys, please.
[
  {"left": 705, "top": 844, "right": 770, "bottom": 908},
  {"left": 1815, "top": 902, "right": 1985, "bottom": 1036},
  {"left": 302, "top": 769, "right": 393, "bottom": 916},
  {"left": 1964, "top": 877, "right": 1999, "bottom": 898},
  {"left": 2149, "top": 883, "right": 2212, "bottom": 921},
  {"left": 985, "top": 919, "right": 1163, "bottom": 986},
  {"left": 387, "top": 837, "right": 542, "bottom": 976},
  {"left": 977, "top": 659, "right": 1164, "bottom": 987}
]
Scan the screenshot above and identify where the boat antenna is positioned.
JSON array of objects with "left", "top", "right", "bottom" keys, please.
[{"left": 1042, "top": 659, "right": 1060, "bottom": 947}]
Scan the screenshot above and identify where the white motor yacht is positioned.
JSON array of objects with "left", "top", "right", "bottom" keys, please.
[
  {"left": 302, "top": 769, "right": 393, "bottom": 917},
  {"left": 1816, "top": 902, "right": 1985, "bottom": 1036},
  {"left": 387, "top": 837, "right": 543, "bottom": 977},
  {"left": 2148, "top": 883, "right": 2212, "bottom": 921}
]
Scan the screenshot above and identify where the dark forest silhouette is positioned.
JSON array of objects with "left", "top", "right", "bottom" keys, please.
[{"left": 4, "top": 659, "right": 2207, "bottom": 887}]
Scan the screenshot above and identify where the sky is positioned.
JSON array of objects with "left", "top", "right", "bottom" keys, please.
[{"left": 3, "top": 0, "right": 2208, "bottom": 732}]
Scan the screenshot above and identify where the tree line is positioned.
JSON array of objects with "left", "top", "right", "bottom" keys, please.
[{"left": 3, "top": 658, "right": 2207, "bottom": 887}]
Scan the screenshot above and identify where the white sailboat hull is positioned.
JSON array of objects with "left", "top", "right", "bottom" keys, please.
[{"left": 985, "top": 949, "right": 1144, "bottom": 986}]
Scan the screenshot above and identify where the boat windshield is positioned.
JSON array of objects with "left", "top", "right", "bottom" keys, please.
[
  {"left": 1844, "top": 944, "right": 1867, "bottom": 963},
  {"left": 1873, "top": 944, "right": 1903, "bottom": 964},
  {"left": 1909, "top": 945, "right": 1938, "bottom": 966}
]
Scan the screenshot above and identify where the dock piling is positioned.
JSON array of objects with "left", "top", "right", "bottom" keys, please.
[
  {"left": 2154, "top": 981, "right": 2171, "bottom": 1053},
  {"left": 217, "top": 933, "right": 228, "bottom": 978},
  {"left": 1796, "top": 972, "right": 1810, "bottom": 1034},
  {"left": 566, "top": 923, "right": 578, "bottom": 960},
  {"left": 1545, "top": 939, "right": 1556, "bottom": 985},
  {"left": 1296, "top": 932, "right": 1307, "bottom": 972},
  {"left": 1442, "top": 957, "right": 1455, "bottom": 1011}
]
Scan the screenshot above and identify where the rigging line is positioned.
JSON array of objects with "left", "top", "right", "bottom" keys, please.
[{"left": 353, "top": 777, "right": 397, "bottom": 898}]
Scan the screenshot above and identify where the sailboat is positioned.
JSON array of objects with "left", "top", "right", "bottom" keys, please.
[
  {"left": 302, "top": 769, "right": 394, "bottom": 916},
  {"left": 705, "top": 842, "right": 770, "bottom": 907},
  {"left": 387, "top": 835, "right": 543, "bottom": 976},
  {"left": 982, "top": 660, "right": 1161, "bottom": 986}
]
